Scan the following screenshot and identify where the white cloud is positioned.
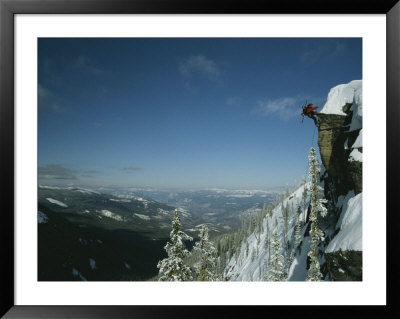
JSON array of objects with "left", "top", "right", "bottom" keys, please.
[
  {"left": 253, "top": 97, "right": 301, "bottom": 121},
  {"left": 179, "top": 55, "right": 221, "bottom": 81}
]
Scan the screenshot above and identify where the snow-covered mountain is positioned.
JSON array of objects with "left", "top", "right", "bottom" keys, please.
[
  {"left": 37, "top": 186, "right": 218, "bottom": 281},
  {"left": 38, "top": 185, "right": 216, "bottom": 236},
  {"left": 221, "top": 80, "right": 362, "bottom": 281}
]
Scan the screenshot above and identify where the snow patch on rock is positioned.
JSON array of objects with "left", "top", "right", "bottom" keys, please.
[
  {"left": 72, "top": 267, "right": 87, "bottom": 281},
  {"left": 38, "top": 211, "right": 48, "bottom": 223},
  {"left": 352, "top": 129, "right": 362, "bottom": 148},
  {"left": 349, "top": 148, "right": 363, "bottom": 162},
  {"left": 99, "top": 209, "right": 124, "bottom": 221},
  {"left": 89, "top": 258, "right": 96, "bottom": 270}
]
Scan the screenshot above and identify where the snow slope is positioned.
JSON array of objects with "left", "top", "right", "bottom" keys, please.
[
  {"left": 320, "top": 80, "right": 362, "bottom": 114},
  {"left": 224, "top": 183, "right": 311, "bottom": 281},
  {"left": 326, "top": 192, "right": 362, "bottom": 253}
]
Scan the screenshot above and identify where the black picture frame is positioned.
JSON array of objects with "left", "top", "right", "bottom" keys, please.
[{"left": 1, "top": 0, "right": 399, "bottom": 318}]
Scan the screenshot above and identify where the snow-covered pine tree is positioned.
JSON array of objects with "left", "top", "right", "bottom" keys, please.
[
  {"left": 249, "top": 215, "right": 257, "bottom": 234},
  {"left": 294, "top": 205, "right": 303, "bottom": 253},
  {"left": 282, "top": 203, "right": 289, "bottom": 253},
  {"left": 157, "top": 209, "right": 193, "bottom": 281},
  {"left": 301, "top": 177, "right": 308, "bottom": 222},
  {"left": 241, "top": 217, "right": 247, "bottom": 239},
  {"left": 193, "top": 225, "right": 217, "bottom": 281},
  {"left": 251, "top": 249, "right": 256, "bottom": 262},
  {"left": 306, "top": 147, "right": 328, "bottom": 282},
  {"left": 266, "top": 218, "right": 271, "bottom": 265},
  {"left": 256, "top": 210, "right": 263, "bottom": 235},
  {"left": 267, "top": 225, "right": 285, "bottom": 281},
  {"left": 287, "top": 205, "right": 303, "bottom": 269}
]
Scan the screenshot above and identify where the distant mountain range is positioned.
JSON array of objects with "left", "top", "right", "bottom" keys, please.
[
  {"left": 38, "top": 185, "right": 280, "bottom": 281},
  {"left": 99, "top": 186, "right": 281, "bottom": 229}
]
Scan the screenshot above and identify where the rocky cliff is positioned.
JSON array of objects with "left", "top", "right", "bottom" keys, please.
[
  {"left": 318, "top": 104, "right": 362, "bottom": 196},
  {"left": 221, "top": 80, "right": 363, "bottom": 282},
  {"left": 317, "top": 80, "right": 363, "bottom": 281}
]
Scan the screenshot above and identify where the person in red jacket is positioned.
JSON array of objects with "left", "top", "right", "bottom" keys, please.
[{"left": 302, "top": 103, "right": 319, "bottom": 126}]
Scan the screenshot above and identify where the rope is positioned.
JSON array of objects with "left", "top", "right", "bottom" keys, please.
[
  {"left": 304, "top": 125, "right": 318, "bottom": 180},
  {"left": 311, "top": 125, "right": 317, "bottom": 147}
]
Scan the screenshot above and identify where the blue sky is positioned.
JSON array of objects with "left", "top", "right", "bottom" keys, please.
[{"left": 38, "top": 38, "right": 362, "bottom": 189}]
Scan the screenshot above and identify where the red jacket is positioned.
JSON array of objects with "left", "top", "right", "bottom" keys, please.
[{"left": 305, "top": 105, "right": 319, "bottom": 114}]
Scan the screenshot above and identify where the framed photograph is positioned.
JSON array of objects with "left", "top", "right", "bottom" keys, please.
[{"left": 1, "top": 0, "right": 398, "bottom": 318}]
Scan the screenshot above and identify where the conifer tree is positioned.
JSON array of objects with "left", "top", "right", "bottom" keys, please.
[
  {"left": 306, "top": 147, "right": 328, "bottom": 281},
  {"left": 301, "top": 177, "right": 308, "bottom": 222},
  {"left": 157, "top": 209, "right": 193, "bottom": 281},
  {"left": 262, "top": 203, "right": 267, "bottom": 219},
  {"left": 267, "top": 205, "right": 273, "bottom": 218},
  {"left": 294, "top": 206, "right": 303, "bottom": 253},
  {"left": 287, "top": 205, "right": 303, "bottom": 269},
  {"left": 193, "top": 225, "right": 217, "bottom": 281},
  {"left": 249, "top": 215, "right": 257, "bottom": 234},
  {"left": 282, "top": 203, "right": 290, "bottom": 253},
  {"left": 218, "top": 250, "right": 226, "bottom": 277},
  {"left": 267, "top": 225, "right": 285, "bottom": 281},
  {"left": 251, "top": 249, "right": 256, "bottom": 262},
  {"left": 241, "top": 217, "right": 247, "bottom": 239},
  {"left": 265, "top": 218, "right": 271, "bottom": 265}
]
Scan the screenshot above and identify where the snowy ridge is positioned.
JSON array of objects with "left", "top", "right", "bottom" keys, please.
[
  {"left": 134, "top": 213, "right": 151, "bottom": 221},
  {"left": 69, "top": 187, "right": 101, "bottom": 195},
  {"left": 321, "top": 79, "right": 362, "bottom": 133},
  {"left": 39, "top": 185, "right": 61, "bottom": 190},
  {"left": 205, "top": 188, "right": 280, "bottom": 196},
  {"left": 46, "top": 198, "right": 68, "bottom": 207},
  {"left": 109, "top": 198, "right": 131, "bottom": 203},
  {"left": 223, "top": 183, "right": 311, "bottom": 281},
  {"left": 320, "top": 80, "right": 362, "bottom": 115}
]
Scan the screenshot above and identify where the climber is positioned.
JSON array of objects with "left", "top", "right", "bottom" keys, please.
[{"left": 301, "top": 103, "right": 319, "bottom": 126}]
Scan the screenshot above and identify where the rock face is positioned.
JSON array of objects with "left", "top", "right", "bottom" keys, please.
[
  {"left": 325, "top": 250, "right": 362, "bottom": 281},
  {"left": 318, "top": 103, "right": 362, "bottom": 196},
  {"left": 317, "top": 80, "right": 363, "bottom": 281}
]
